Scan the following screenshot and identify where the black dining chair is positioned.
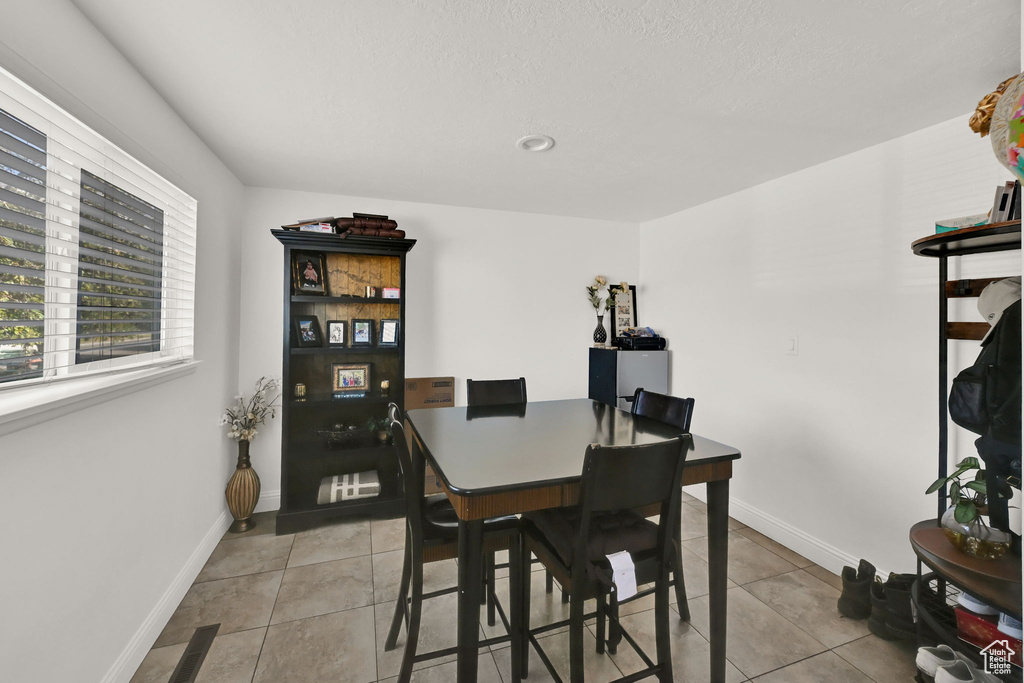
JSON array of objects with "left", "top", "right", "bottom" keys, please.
[
  {"left": 466, "top": 377, "right": 528, "bottom": 406},
  {"left": 465, "top": 377, "right": 562, "bottom": 611},
  {"left": 630, "top": 387, "right": 696, "bottom": 620},
  {"left": 383, "top": 403, "right": 519, "bottom": 683},
  {"left": 515, "top": 436, "right": 691, "bottom": 683}
]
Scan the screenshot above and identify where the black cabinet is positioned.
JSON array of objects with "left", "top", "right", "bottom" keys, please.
[{"left": 272, "top": 229, "right": 415, "bottom": 534}]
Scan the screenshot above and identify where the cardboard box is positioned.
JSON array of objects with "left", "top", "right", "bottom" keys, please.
[
  {"left": 404, "top": 376, "right": 455, "bottom": 410},
  {"left": 404, "top": 377, "right": 455, "bottom": 493}
]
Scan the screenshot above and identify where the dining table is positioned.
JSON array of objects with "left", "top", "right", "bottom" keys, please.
[{"left": 405, "top": 398, "right": 741, "bottom": 683}]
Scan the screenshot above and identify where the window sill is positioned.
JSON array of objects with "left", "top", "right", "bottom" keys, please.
[{"left": 0, "top": 361, "right": 200, "bottom": 438}]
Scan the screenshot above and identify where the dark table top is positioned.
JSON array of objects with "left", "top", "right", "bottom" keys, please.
[{"left": 406, "top": 398, "right": 741, "bottom": 497}]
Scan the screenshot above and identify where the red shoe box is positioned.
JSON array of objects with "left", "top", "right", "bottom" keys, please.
[{"left": 954, "top": 606, "right": 1022, "bottom": 667}]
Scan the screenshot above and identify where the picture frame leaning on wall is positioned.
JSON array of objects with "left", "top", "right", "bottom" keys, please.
[{"left": 610, "top": 284, "right": 638, "bottom": 338}]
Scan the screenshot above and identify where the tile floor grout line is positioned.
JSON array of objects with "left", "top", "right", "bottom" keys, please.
[
  {"left": 738, "top": 567, "right": 872, "bottom": 654},
  {"left": 734, "top": 526, "right": 815, "bottom": 569},
  {"left": 286, "top": 548, "right": 377, "bottom": 570},
  {"left": 831, "top": 633, "right": 892, "bottom": 683},
  {"left": 192, "top": 564, "right": 290, "bottom": 586},
  {"left": 734, "top": 566, "right": 803, "bottom": 587},
  {"left": 727, "top": 583, "right": 833, "bottom": 656},
  {"left": 248, "top": 532, "right": 296, "bottom": 682},
  {"left": 742, "top": 649, "right": 841, "bottom": 681}
]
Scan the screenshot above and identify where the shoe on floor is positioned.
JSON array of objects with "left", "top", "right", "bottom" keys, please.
[
  {"left": 998, "top": 612, "right": 1023, "bottom": 639},
  {"left": 957, "top": 591, "right": 1000, "bottom": 616},
  {"left": 868, "top": 581, "right": 894, "bottom": 640},
  {"left": 838, "top": 559, "right": 875, "bottom": 619},
  {"left": 867, "top": 574, "right": 917, "bottom": 640},
  {"left": 882, "top": 572, "right": 917, "bottom": 640},
  {"left": 916, "top": 644, "right": 970, "bottom": 678},
  {"left": 934, "top": 660, "right": 1001, "bottom": 683}
]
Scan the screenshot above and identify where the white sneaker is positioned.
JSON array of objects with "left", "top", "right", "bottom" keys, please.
[
  {"left": 934, "top": 660, "right": 1001, "bottom": 683},
  {"left": 998, "top": 612, "right": 1023, "bottom": 639},
  {"left": 957, "top": 591, "right": 999, "bottom": 616},
  {"left": 916, "top": 644, "right": 970, "bottom": 677}
]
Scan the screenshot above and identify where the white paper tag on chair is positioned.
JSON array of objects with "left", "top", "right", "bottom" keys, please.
[{"left": 606, "top": 551, "right": 638, "bottom": 600}]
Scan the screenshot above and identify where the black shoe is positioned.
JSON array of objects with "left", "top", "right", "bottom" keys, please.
[
  {"left": 883, "top": 573, "right": 916, "bottom": 640},
  {"left": 837, "top": 559, "right": 875, "bottom": 619},
  {"left": 868, "top": 581, "right": 895, "bottom": 639}
]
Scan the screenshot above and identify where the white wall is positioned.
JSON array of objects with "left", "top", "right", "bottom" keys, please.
[
  {"left": 239, "top": 187, "right": 639, "bottom": 505},
  {"left": 0, "top": 2, "right": 245, "bottom": 682},
  {"left": 639, "top": 114, "right": 1017, "bottom": 575}
]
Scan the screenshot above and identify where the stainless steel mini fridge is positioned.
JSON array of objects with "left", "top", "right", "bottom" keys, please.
[{"left": 588, "top": 348, "right": 668, "bottom": 410}]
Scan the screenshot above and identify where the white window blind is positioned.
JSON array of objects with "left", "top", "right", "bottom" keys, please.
[{"left": 0, "top": 67, "right": 196, "bottom": 389}]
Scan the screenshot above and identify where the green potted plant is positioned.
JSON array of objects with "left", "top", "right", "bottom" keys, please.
[
  {"left": 926, "top": 457, "right": 1012, "bottom": 558},
  {"left": 366, "top": 416, "right": 392, "bottom": 444}
]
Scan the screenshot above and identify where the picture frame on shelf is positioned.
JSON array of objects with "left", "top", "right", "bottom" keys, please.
[
  {"left": 378, "top": 319, "right": 400, "bottom": 347},
  {"left": 351, "top": 319, "right": 374, "bottom": 347},
  {"left": 610, "top": 284, "right": 638, "bottom": 338},
  {"left": 293, "top": 315, "right": 323, "bottom": 347},
  {"left": 332, "top": 362, "right": 371, "bottom": 396},
  {"left": 326, "top": 320, "right": 347, "bottom": 347},
  {"left": 291, "top": 251, "right": 327, "bottom": 295},
  {"left": 382, "top": 287, "right": 401, "bottom": 299}
]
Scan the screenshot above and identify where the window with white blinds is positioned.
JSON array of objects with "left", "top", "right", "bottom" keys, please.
[
  {"left": 76, "top": 170, "right": 164, "bottom": 364},
  {"left": 0, "top": 109, "right": 46, "bottom": 383},
  {"left": 0, "top": 67, "right": 196, "bottom": 389}
]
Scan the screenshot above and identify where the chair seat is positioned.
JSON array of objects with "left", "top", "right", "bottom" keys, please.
[
  {"left": 424, "top": 496, "right": 519, "bottom": 539},
  {"left": 522, "top": 506, "right": 657, "bottom": 567}
]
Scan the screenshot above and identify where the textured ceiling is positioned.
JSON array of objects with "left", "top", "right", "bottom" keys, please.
[{"left": 71, "top": 0, "right": 1019, "bottom": 222}]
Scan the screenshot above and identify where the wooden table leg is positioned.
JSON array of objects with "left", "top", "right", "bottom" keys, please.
[
  {"left": 457, "top": 518, "right": 483, "bottom": 683},
  {"left": 707, "top": 479, "right": 729, "bottom": 683}
]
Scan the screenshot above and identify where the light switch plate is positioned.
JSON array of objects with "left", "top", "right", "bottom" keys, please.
[{"left": 786, "top": 335, "right": 799, "bottom": 356}]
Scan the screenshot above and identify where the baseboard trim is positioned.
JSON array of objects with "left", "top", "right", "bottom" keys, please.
[
  {"left": 255, "top": 489, "right": 280, "bottom": 514},
  {"left": 684, "top": 486, "right": 875, "bottom": 578},
  {"left": 726, "top": 497, "right": 862, "bottom": 577},
  {"left": 101, "top": 509, "right": 230, "bottom": 683}
]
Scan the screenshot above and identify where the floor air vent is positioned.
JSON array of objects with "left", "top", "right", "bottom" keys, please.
[{"left": 168, "top": 623, "right": 220, "bottom": 683}]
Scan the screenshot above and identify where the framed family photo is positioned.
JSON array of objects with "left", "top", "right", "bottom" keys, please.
[
  {"left": 292, "top": 315, "right": 323, "bottom": 347},
  {"left": 332, "top": 362, "right": 371, "bottom": 395},
  {"left": 326, "top": 320, "right": 347, "bottom": 347},
  {"left": 610, "top": 284, "right": 638, "bottom": 338},
  {"left": 378, "top": 319, "right": 400, "bottom": 348},
  {"left": 351, "top": 319, "right": 374, "bottom": 347},
  {"left": 292, "top": 251, "right": 327, "bottom": 295}
]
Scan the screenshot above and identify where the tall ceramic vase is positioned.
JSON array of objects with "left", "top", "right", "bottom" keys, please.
[
  {"left": 593, "top": 314, "right": 607, "bottom": 346},
  {"left": 226, "top": 440, "right": 261, "bottom": 533}
]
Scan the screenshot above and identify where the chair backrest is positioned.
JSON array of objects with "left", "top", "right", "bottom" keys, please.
[
  {"left": 466, "top": 377, "right": 527, "bottom": 407},
  {"left": 579, "top": 436, "right": 691, "bottom": 514},
  {"left": 575, "top": 436, "right": 691, "bottom": 571},
  {"left": 388, "top": 402, "right": 425, "bottom": 535},
  {"left": 631, "top": 387, "right": 694, "bottom": 432}
]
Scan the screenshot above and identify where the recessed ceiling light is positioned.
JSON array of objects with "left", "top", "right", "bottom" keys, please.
[{"left": 516, "top": 135, "right": 555, "bottom": 152}]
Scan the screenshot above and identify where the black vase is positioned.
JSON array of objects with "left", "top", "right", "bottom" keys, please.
[{"left": 593, "top": 314, "right": 607, "bottom": 346}]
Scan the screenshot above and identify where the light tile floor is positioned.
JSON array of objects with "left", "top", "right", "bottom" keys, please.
[{"left": 130, "top": 494, "right": 919, "bottom": 682}]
